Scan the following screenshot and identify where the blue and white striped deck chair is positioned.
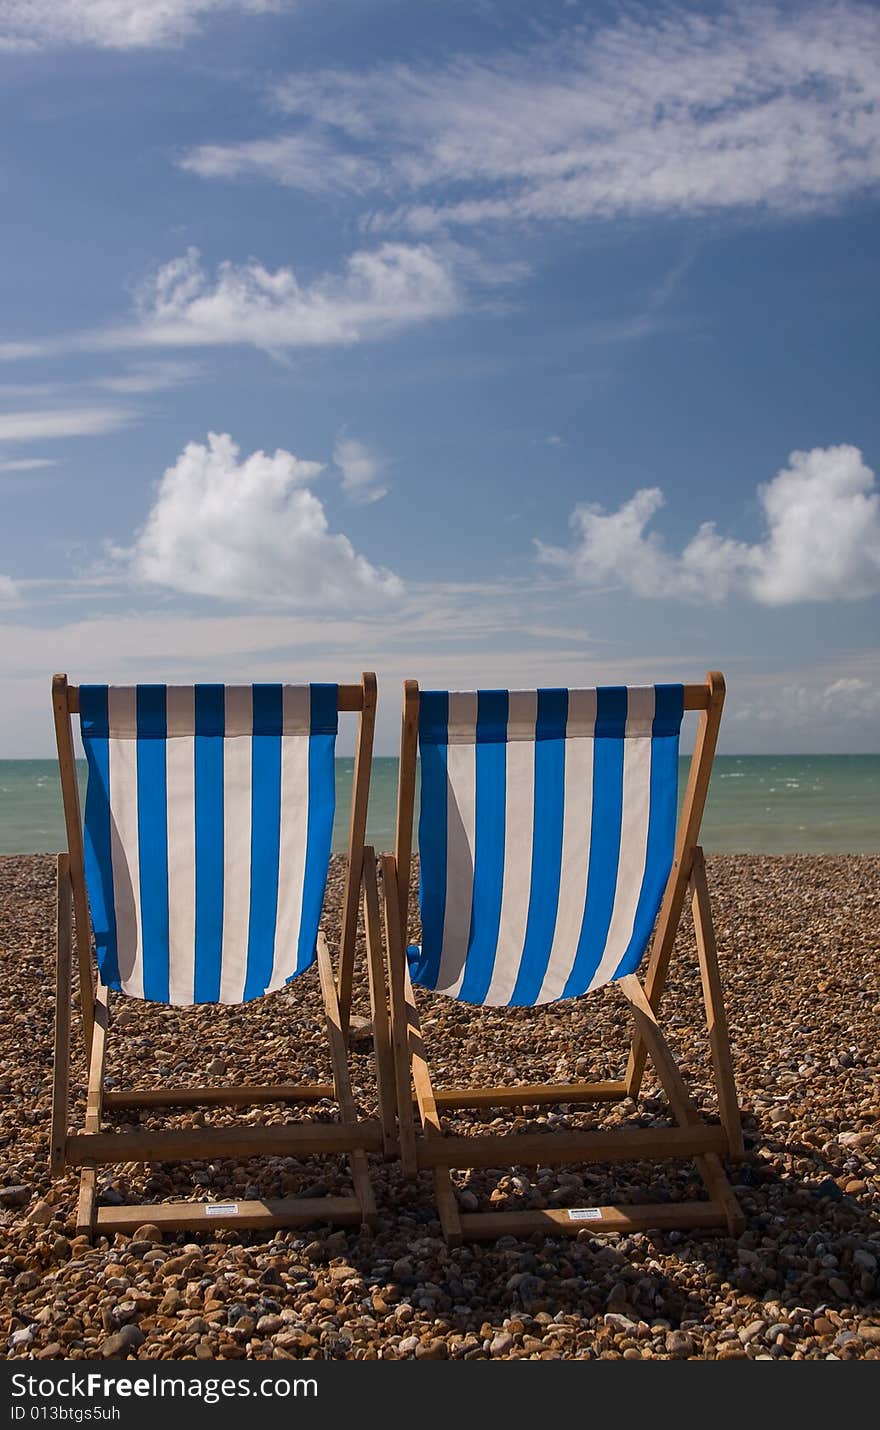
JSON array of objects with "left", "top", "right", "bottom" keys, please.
[
  {"left": 50, "top": 672, "right": 392, "bottom": 1239},
  {"left": 379, "top": 672, "right": 744, "bottom": 1244}
]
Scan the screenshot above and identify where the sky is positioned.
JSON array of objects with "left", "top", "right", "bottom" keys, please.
[{"left": 1, "top": 0, "right": 879, "bottom": 756}]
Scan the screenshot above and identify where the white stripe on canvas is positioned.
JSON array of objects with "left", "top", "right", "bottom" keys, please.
[
  {"left": 107, "top": 687, "right": 144, "bottom": 999},
  {"left": 535, "top": 689, "right": 598, "bottom": 1004},
  {"left": 435, "top": 691, "right": 478, "bottom": 997},
  {"left": 165, "top": 686, "right": 196, "bottom": 1005},
  {"left": 483, "top": 690, "right": 538, "bottom": 1006},
  {"left": 268, "top": 685, "right": 312, "bottom": 992},
  {"left": 281, "top": 686, "right": 312, "bottom": 737},
  {"left": 218, "top": 686, "right": 253, "bottom": 1004},
  {"left": 586, "top": 686, "right": 656, "bottom": 991}
]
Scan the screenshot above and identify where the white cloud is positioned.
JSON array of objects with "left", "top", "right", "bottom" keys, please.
[
  {"left": 125, "top": 431, "right": 402, "bottom": 606},
  {"left": 0, "top": 574, "right": 19, "bottom": 603},
  {"left": 0, "top": 1, "right": 282, "bottom": 50},
  {"left": 188, "top": 4, "right": 880, "bottom": 231},
  {"left": 537, "top": 445, "right": 880, "bottom": 606},
  {"left": 0, "top": 407, "right": 135, "bottom": 441},
  {"left": 181, "top": 133, "right": 381, "bottom": 195},
  {"left": 333, "top": 436, "right": 388, "bottom": 505},
  {"left": 0, "top": 457, "right": 58, "bottom": 471},
  {"left": 730, "top": 675, "right": 880, "bottom": 725},
  {"left": 0, "top": 244, "right": 462, "bottom": 361},
  {"left": 93, "top": 360, "right": 202, "bottom": 394}
]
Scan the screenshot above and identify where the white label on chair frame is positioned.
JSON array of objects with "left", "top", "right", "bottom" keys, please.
[
  {"left": 205, "top": 1203, "right": 240, "bottom": 1216},
  {"left": 567, "top": 1207, "right": 602, "bottom": 1221}
]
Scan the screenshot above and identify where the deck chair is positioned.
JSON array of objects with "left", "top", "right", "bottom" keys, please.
[
  {"left": 50, "top": 672, "right": 394, "bottom": 1239},
  {"left": 374, "top": 672, "right": 745, "bottom": 1244}
]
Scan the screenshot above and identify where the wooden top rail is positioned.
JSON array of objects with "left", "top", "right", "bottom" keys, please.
[
  {"left": 64, "top": 679, "right": 713, "bottom": 715},
  {"left": 65, "top": 681, "right": 367, "bottom": 713}
]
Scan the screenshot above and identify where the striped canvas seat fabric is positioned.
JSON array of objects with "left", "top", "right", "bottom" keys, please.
[
  {"left": 79, "top": 684, "right": 337, "bottom": 1005},
  {"left": 409, "top": 685, "right": 684, "bottom": 1006}
]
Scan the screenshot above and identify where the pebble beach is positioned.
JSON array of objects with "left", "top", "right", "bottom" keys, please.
[{"left": 1, "top": 852, "right": 878, "bottom": 1362}]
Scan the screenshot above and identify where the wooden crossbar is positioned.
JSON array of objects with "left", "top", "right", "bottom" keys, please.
[
  {"left": 432, "top": 1081, "right": 628, "bottom": 1110},
  {"left": 459, "top": 1201, "right": 730, "bottom": 1239},
  {"left": 95, "top": 1196, "right": 363, "bottom": 1234},
  {"left": 66, "top": 683, "right": 367, "bottom": 713},
  {"left": 104, "top": 1084, "right": 336, "bottom": 1109},
  {"left": 67, "top": 1120, "right": 383, "bottom": 1167},
  {"left": 414, "top": 1123, "right": 728, "bottom": 1171}
]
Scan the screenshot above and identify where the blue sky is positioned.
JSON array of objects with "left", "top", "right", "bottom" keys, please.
[{"left": 1, "top": 0, "right": 879, "bottom": 754}]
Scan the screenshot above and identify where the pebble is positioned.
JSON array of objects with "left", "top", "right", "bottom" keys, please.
[
  {"left": 0, "top": 1184, "right": 32, "bottom": 1209},
  {"left": 666, "top": 1330, "right": 695, "bottom": 1357},
  {"left": 100, "top": 1326, "right": 145, "bottom": 1357}
]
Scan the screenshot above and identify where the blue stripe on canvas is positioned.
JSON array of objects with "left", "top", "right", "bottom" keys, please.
[
  {"left": 613, "top": 684, "right": 684, "bottom": 980},
  {"left": 510, "top": 688, "right": 568, "bottom": 1005},
  {"left": 136, "top": 685, "right": 169, "bottom": 1003},
  {"left": 410, "top": 690, "right": 448, "bottom": 986},
  {"left": 309, "top": 683, "right": 338, "bottom": 736},
  {"left": 79, "top": 685, "right": 120, "bottom": 990},
  {"left": 243, "top": 684, "right": 283, "bottom": 1000},
  {"left": 293, "top": 685, "right": 338, "bottom": 978},
  {"left": 562, "top": 685, "right": 628, "bottom": 997},
  {"left": 458, "top": 690, "right": 508, "bottom": 1005},
  {"left": 193, "top": 684, "right": 225, "bottom": 1003}
]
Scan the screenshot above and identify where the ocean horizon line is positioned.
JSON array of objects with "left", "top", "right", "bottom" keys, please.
[{"left": 1, "top": 753, "right": 878, "bottom": 857}]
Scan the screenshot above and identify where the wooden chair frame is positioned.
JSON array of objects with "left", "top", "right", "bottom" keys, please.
[
  {"left": 50, "top": 672, "right": 395, "bottom": 1239},
  {"left": 375, "top": 672, "right": 745, "bottom": 1244}
]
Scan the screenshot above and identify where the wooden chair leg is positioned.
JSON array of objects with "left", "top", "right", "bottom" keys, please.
[
  {"left": 626, "top": 672, "right": 726, "bottom": 1098},
  {"left": 400, "top": 961, "right": 463, "bottom": 1244},
  {"left": 50, "top": 855, "right": 72, "bottom": 1180},
  {"left": 316, "top": 935, "right": 377, "bottom": 1228},
  {"left": 690, "top": 848, "right": 744, "bottom": 1158},
  {"left": 77, "top": 982, "right": 109, "bottom": 1239},
  {"left": 618, "top": 975, "right": 744, "bottom": 1234},
  {"left": 379, "top": 857, "right": 419, "bottom": 1179},
  {"left": 362, "top": 847, "right": 397, "bottom": 1159}
]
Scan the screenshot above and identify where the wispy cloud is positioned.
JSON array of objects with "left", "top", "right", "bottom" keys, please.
[
  {"left": 183, "top": 4, "right": 880, "bottom": 232},
  {"left": 0, "top": 244, "right": 463, "bottom": 362},
  {"left": 92, "top": 360, "right": 202, "bottom": 394},
  {"left": 0, "top": 0, "right": 284, "bottom": 51},
  {"left": 0, "top": 456, "right": 58, "bottom": 472},
  {"left": 537, "top": 444, "right": 880, "bottom": 605},
  {"left": 333, "top": 436, "right": 388, "bottom": 505},
  {"left": 120, "top": 431, "right": 403, "bottom": 606},
  {"left": 0, "top": 407, "right": 136, "bottom": 442}
]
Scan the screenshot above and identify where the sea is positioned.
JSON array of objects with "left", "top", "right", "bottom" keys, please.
[{"left": 0, "top": 755, "right": 877, "bottom": 855}]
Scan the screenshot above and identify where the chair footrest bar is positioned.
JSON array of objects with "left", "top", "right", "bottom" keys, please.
[
  {"left": 432, "top": 1080, "right": 628, "bottom": 1110},
  {"left": 94, "top": 1196, "right": 363, "bottom": 1233},
  {"left": 458, "top": 1200, "right": 730, "bottom": 1239},
  {"left": 416, "top": 1122, "right": 728, "bottom": 1171},
  {"left": 104, "top": 1084, "right": 336, "bottom": 1110},
  {"left": 68, "top": 1120, "right": 383, "bottom": 1166}
]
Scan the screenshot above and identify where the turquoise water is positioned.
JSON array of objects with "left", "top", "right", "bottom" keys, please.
[{"left": 0, "top": 755, "right": 877, "bottom": 855}]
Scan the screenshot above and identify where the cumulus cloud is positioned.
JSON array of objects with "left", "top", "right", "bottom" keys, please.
[
  {"left": 0, "top": 407, "right": 135, "bottom": 441},
  {"left": 0, "top": 244, "right": 461, "bottom": 361},
  {"left": 537, "top": 445, "right": 880, "bottom": 605},
  {"left": 0, "top": 574, "right": 19, "bottom": 602},
  {"left": 125, "top": 432, "right": 402, "bottom": 606},
  {"left": 182, "top": 4, "right": 880, "bottom": 231},
  {"left": 0, "top": 0, "right": 281, "bottom": 50},
  {"left": 333, "top": 437, "right": 388, "bottom": 505}
]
